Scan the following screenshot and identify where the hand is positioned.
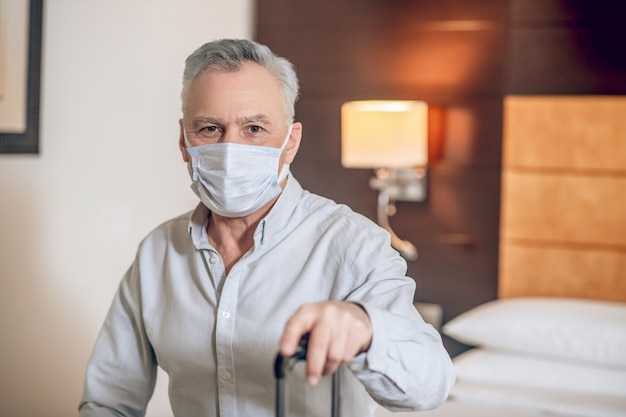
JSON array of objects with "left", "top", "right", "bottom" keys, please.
[{"left": 279, "top": 301, "right": 372, "bottom": 386}]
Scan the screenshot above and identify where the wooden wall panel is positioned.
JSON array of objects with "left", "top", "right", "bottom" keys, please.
[
  {"left": 501, "top": 173, "right": 626, "bottom": 246},
  {"left": 500, "top": 96, "right": 626, "bottom": 302},
  {"left": 504, "top": 96, "right": 626, "bottom": 171},
  {"left": 499, "top": 245, "right": 626, "bottom": 302}
]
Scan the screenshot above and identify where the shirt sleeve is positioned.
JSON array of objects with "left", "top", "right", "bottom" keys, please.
[
  {"left": 78, "top": 258, "right": 157, "bottom": 417},
  {"left": 342, "top": 226, "right": 456, "bottom": 412}
]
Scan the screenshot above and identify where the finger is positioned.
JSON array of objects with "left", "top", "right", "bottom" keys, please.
[
  {"left": 324, "top": 325, "right": 349, "bottom": 375},
  {"left": 306, "top": 326, "right": 331, "bottom": 386},
  {"left": 279, "top": 305, "right": 316, "bottom": 357}
]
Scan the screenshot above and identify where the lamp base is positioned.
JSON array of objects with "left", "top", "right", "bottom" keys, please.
[
  {"left": 369, "top": 167, "right": 427, "bottom": 202},
  {"left": 369, "top": 167, "right": 426, "bottom": 261}
]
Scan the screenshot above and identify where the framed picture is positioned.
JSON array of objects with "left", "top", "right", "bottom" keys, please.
[{"left": 0, "top": 0, "right": 43, "bottom": 154}]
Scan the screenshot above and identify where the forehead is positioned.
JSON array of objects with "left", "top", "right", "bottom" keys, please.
[{"left": 184, "top": 62, "right": 286, "bottom": 123}]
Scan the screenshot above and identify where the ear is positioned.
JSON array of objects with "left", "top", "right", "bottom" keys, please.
[
  {"left": 283, "top": 122, "right": 302, "bottom": 165},
  {"left": 179, "top": 119, "right": 190, "bottom": 163}
]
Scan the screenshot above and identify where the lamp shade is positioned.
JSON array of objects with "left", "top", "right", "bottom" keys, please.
[{"left": 341, "top": 100, "right": 428, "bottom": 168}]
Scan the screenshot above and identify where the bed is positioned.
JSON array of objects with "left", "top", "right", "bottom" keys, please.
[{"left": 377, "top": 95, "right": 626, "bottom": 417}]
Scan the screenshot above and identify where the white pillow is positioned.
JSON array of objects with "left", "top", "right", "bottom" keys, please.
[
  {"left": 442, "top": 297, "right": 626, "bottom": 367},
  {"left": 453, "top": 348, "right": 626, "bottom": 398}
]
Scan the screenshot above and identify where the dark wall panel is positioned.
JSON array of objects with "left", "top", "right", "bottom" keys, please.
[
  {"left": 256, "top": 0, "right": 626, "bottom": 356},
  {"left": 507, "top": 0, "right": 626, "bottom": 94}
]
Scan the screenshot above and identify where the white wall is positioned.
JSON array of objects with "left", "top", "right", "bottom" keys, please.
[{"left": 0, "top": 1, "right": 254, "bottom": 416}]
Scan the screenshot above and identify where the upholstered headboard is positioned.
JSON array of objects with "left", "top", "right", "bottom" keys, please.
[{"left": 499, "top": 96, "right": 626, "bottom": 302}]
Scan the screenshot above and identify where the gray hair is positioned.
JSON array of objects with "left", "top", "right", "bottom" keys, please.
[{"left": 181, "top": 39, "right": 300, "bottom": 123}]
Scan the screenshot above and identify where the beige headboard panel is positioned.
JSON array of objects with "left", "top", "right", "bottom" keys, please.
[{"left": 499, "top": 96, "right": 626, "bottom": 302}]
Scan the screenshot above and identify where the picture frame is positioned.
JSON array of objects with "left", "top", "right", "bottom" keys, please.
[{"left": 0, "top": 0, "right": 43, "bottom": 154}]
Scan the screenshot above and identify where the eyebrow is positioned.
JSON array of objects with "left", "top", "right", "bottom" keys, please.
[
  {"left": 235, "top": 114, "right": 273, "bottom": 126},
  {"left": 191, "top": 114, "right": 273, "bottom": 130},
  {"left": 191, "top": 117, "right": 222, "bottom": 130}
]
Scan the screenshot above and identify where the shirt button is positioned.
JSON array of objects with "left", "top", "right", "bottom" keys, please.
[
  {"left": 209, "top": 256, "right": 217, "bottom": 264},
  {"left": 222, "top": 371, "right": 231, "bottom": 380},
  {"left": 222, "top": 311, "right": 230, "bottom": 319}
]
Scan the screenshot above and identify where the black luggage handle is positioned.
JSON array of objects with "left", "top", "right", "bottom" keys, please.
[{"left": 274, "top": 334, "right": 341, "bottom": 417}]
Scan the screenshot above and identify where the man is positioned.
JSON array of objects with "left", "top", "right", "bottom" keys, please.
[{"left": 79, "top": 39, "right": 454, "bottom": 417}]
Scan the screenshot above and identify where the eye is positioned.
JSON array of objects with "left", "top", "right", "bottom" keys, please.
[
  {"left": 248, "top": 125, "right": 263, "bottom": 134},
  {"left": 201, "top": 126, "right": 220, "bottom": 134},
  {"left": 188, "top": 125, "right": 223, "bottom": 145}
]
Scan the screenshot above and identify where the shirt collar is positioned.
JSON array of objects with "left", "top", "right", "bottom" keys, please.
[
  {"left": 186, "top": 175, "right": 305, "bottom": 249},
  {"left": 253, "top": 175, "right": 304, "bottom": 246},
  {"left": 188, "top": 203, "right": 210, "bottom": 249}
]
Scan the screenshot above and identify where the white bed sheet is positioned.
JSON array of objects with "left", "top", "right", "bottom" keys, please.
[
  {"left": 375, "top": 401, "right": 549, "bottom": 417},
  {"left": 374, "top": 382, "right": 626, "bottom": 417}
]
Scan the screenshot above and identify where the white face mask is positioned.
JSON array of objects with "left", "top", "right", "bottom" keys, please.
[{"left": 186, "top": 126, "right": 293, "bottom": 218}]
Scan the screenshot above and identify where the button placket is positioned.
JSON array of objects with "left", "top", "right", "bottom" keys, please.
[{"left": 215, "top": 266, "right": 240, "bottom": 416}]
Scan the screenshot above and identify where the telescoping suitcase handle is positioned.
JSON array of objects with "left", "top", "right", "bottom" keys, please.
[{"left": 274, "top": 334, "right": 341, "bottom": 417}]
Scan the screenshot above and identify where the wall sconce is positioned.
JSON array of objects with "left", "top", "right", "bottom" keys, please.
[{"left": 341, "top": 100, "right": 428, "bottom": 261}]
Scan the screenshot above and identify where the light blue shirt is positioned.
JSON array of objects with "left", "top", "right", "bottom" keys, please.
[{"left": 79, "top": 177, "right": 455, "bottom": 417}]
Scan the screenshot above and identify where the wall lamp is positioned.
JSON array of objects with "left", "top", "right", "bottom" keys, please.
[{"left": 341, "top": 100, "right": 428, "bottom": 261}]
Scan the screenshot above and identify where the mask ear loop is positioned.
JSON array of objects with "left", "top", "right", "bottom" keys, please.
[
  {"left": 182, "top": 122, "right": 189, "bottom": 145},
  {"left": 182, "top": 127, "right": 199, "bottom": 181},
  {"left": 277, "top": 124, "right": 294, "bottom": 183},
  {"left": 279, "top": 124, "right": 294, "bottom": 152}
]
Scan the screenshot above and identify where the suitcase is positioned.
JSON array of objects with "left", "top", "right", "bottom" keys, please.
[{"left": 274, "top": 334, "right": 341, "bottom": 417}]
